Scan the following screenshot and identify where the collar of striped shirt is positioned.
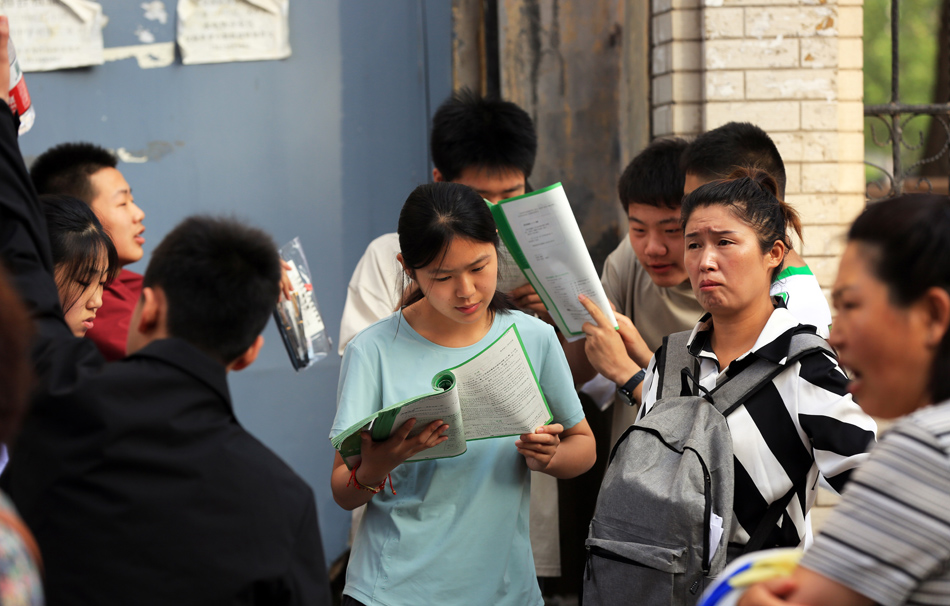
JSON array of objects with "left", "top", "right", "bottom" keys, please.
[{"left": 685, "top": 303, "right": 821, "bottom": 376}]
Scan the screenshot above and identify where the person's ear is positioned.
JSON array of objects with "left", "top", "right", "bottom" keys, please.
[
  {"left": 397, "top": 253, "right": 415, "bottom": 282},
  {"left": 135, "top": 287, "right": 165, "bottom": 336},
  {"left": 228, "top": 335, "right": 264, "bottom": 372},
  {"left": 767, "top": 239, "right": 787, "bottom": 270},
  {"left": 921, "top": 286, "right": 950, "bottom": 349},
  {"left": 432, "top": 168, "right": 445, "bottom": 183}
]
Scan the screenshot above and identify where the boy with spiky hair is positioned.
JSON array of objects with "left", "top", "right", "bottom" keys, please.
[
  {"left": 578, "top": 137, "right": 704, "bottom": 445},
  {"left": 681, "top": 121, "right": 787, "bottom": 197},
  {"left": 429, "top": 88, "right": 537, "bottom": 198}
]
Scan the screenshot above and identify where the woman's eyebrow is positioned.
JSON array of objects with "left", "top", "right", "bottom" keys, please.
[
  {"left": 685, "top": 228, "right": 737, "bottom": 238},
  {"left": 426, "top": 254, "right": 491, "bottom": 275},
  {"left": 831, "top": 284, "right": 855, "bottom": 301}
]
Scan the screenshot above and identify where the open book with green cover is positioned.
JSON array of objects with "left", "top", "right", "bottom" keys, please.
[
  {"left": 488, "top": 182, "right": 619, "bottom": 340},
  {"left": 331, "top": 324, "right": 552, "bottom": 468}
]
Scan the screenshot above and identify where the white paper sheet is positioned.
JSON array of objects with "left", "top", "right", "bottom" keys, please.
[
  {"left": 493, "top": 184, "right": 618, "bottom": 339},
  {"left": 709, "top": 512, "right": 724, "bottom": 560},
  {"left": 176, "top": 0, "right": 290, "bottom": 65},
  {"left": 2, "top": 0, "right": 105, "bottom": 72},
  {"left": 451, "top": 327, "right": 551, "bottom": 439},
  {"left": 391, "top": 389, "right": 466, "bottom": 461}
]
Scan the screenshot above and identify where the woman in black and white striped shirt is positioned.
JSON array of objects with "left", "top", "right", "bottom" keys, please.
[
  {"left": 637, "top": 169, "right": 877, "bottom": 551},
  {"left": 740, "top": 194, "right": 950, "bottom": 606}
]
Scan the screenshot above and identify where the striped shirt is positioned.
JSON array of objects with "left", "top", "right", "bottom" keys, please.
[
  {"left": 638, "top": 307, "right": 877, "bottom": 549},
  {"left": 801, "top": 400, "right": 950, "bottom": 605}
]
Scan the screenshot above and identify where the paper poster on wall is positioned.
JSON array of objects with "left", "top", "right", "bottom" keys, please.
[
  {"left": 176, "top": 0, "right": 290, "bottom": 65},
  {"left": 1, "top": 0, "right": 105, "bottom": 72}
]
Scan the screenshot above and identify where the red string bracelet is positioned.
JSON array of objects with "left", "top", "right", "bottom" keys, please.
[{"left": 347, "top": 462, "right": 395, "bottom": 495}]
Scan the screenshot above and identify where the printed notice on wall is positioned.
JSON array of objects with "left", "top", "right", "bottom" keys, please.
[
  {"left": 1, "top": 0, "right": 105, "bottom": 72},
  {"left": 177, "top": 0, "right": 290, "bottom": 65}
]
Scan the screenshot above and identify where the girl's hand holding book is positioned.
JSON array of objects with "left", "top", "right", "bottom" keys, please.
[
  {"left": 357, "top": 418, "right": 450, "bottom": 483},
  {"left": 516, "top": 424, "right": 564, "bottom": 472}
]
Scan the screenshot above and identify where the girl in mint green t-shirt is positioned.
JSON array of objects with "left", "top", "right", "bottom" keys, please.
[{"left": 329, "top": 182, "right": 594, "bottom": 606}]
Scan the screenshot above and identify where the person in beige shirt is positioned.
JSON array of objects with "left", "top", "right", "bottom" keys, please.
[{"left": 577, "top": 138, "right": 704, "bottom": 445}]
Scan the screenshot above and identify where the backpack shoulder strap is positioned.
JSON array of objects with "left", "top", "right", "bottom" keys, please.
[
  {"left": 654, "top": 335, "right": 669, "bottom": 399},
  {"left": 787, "top": 331, "right": 834, "bottom": 360},
  {"left": 656, "top": 330, "right": 695, "bottom": 400},
  {"left": 742, "top": 485, "right": 797, "bottom": 555},
  {"left": 710, "top": 329, "right": 835, "bottom": 418}
]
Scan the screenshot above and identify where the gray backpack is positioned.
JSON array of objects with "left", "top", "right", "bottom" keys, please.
[{"left": 583, "top": 328, "right": 831, "bottom": 606}]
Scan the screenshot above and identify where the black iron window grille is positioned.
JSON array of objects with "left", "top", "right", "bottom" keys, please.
[{"left": 865, "top": 0, "right": 950, "bottom": 199}]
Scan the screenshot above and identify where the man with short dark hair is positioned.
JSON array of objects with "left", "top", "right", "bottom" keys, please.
[
  {"left": 681, "top": 122, "right": 831, "bottom": 335},
  {"left": 680, "top": 121, "right": 788, "bottom": 196},
  {"left": 578, "top": 137, "right": 705, "bottom": 444},
  {"left": 429, "top": 88, "right": 537, "bottom": 199},
  {"left": 0, "top": 20, "right": 329, "bottom": 603},
  {"left": 338, "top": 88, "right": 540, "bottom": 353},
  {"left": 607, "top": 137, "right": 701, "bottom": 356},
  {"left": 30, "top": 142, "right": 145, "bottom": 360}
]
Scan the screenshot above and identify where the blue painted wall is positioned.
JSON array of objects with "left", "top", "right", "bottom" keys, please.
[{"left": 16, "top": 0, "right": 451, "bottom": 564}]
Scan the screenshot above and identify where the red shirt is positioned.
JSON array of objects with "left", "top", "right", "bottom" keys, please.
[{"left": 86, "top": 269, "right": 143, "bottom": 361}]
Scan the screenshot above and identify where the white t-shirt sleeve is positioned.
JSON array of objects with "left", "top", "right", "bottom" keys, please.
[
  {"left": 770, "top": 266, "right": 832, "bottom": 338},
  {"left": 338, "top": 233, "right": 404, "bottom": 356}
]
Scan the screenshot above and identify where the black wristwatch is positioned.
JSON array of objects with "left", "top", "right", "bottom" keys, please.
[{"left": 617, "top": 369, "right": 646, "bottom": 406}]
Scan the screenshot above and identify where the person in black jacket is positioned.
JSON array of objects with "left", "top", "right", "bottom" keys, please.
[{"left": 0, "top": 17, "right": 330, "bottom": 606}]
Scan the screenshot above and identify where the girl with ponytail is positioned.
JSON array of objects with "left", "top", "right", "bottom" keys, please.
[
  {"left": 329, "top": 183, "right": 595, "bottom": 606},
  {"left": 635, "top": 168, "right": 877, "bottom": 554}
]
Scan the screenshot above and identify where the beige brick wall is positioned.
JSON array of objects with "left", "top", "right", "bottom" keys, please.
[{"left": 653, "top": 0, "right": 865, "bottom": 296}]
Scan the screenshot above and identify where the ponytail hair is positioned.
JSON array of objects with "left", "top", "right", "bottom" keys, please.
[
  {"left": 681, "top": 167, "right": 801, "bottom": 280},
  {"left": 397, "top": 182, "right": 513, "bottom": 315}
]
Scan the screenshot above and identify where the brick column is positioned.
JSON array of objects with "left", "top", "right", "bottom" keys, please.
[
  {"left": 652, "top": 0, "right": 703, "bottom": 137},
  {"left": 654, "top": 0, "right": 866, "bottom": 296}
]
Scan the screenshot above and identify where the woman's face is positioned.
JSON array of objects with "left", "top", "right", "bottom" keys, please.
[
  {"left": 684, "top": 204, "right": 783, "bottom": 318},
  {"left": 830, "top": 243, "right": 936, "bottom": 418},
  {"left": 413, "top": 236, "right": 498, "bottom": 329},
  {"left": 55, "top": 254, "right": 109, "bottom": 338}
]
